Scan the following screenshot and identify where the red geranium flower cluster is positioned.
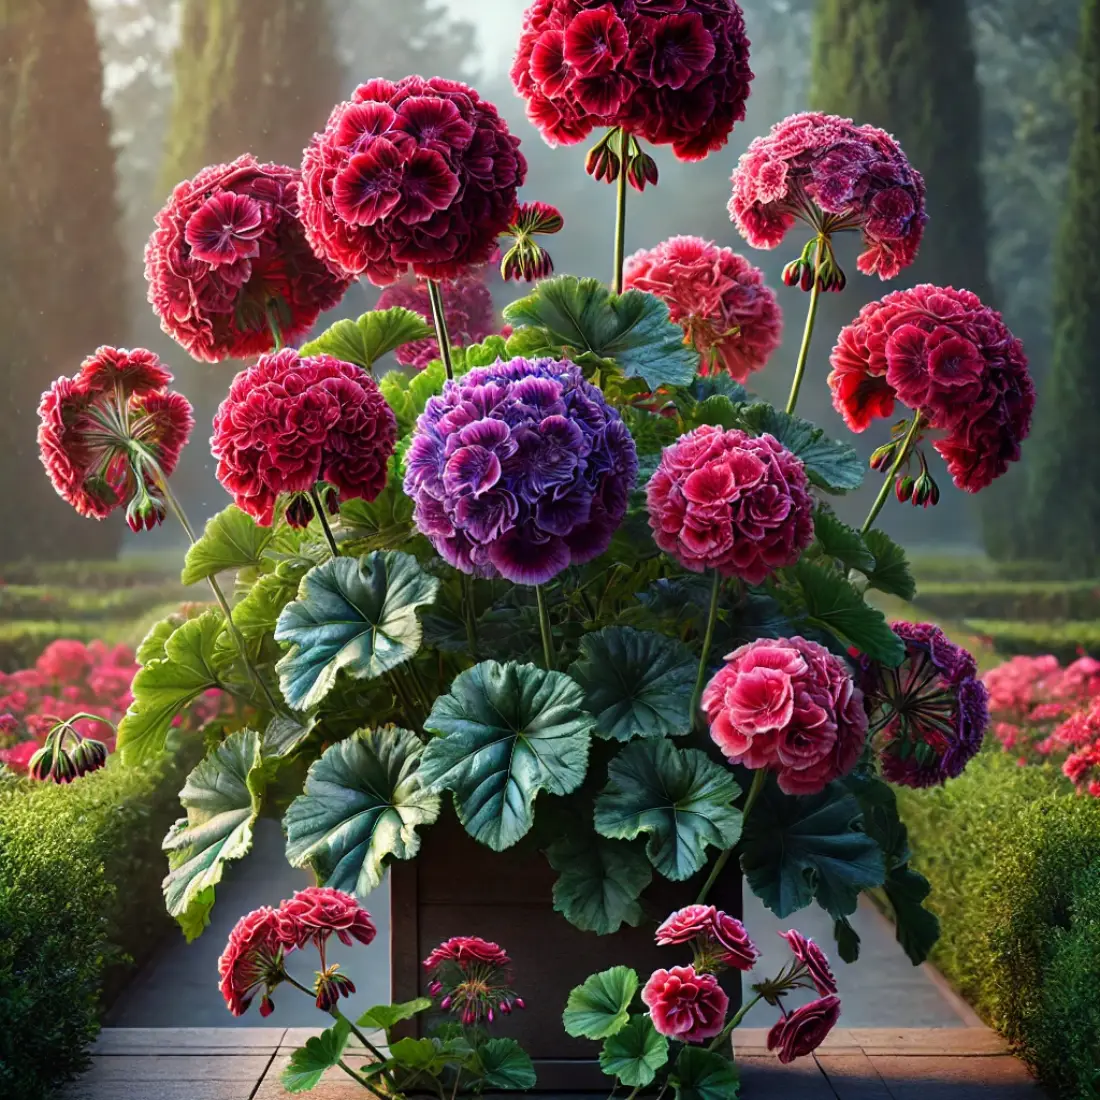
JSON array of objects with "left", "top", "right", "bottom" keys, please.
[
  {"left": 703, "top": 636, "right": 868, "bottom": 795},
  {"left": 512, "top": 0, "right": 754, "bottom": 162},
  {"left": 646, "top": 425, "right": 814, "bottom": 584},
  {"left": 779, "top": 929, "right": 837, "bottom": 997},
  {"left": 376, "top": 272, "right": 497, "bottom": 369},
  {"left": 300, "top": 77, "right": 525, "bottom": 284},
  {"left": 656, "top": 904, "right": 759, "bottom": 973},
  {"left": 642, "top": 964, "right": 728, "bottom": 1042},
  {"left": 828, "top": 285, "right": 1034, "bottom": 493},
  {"left": 729, "top": 112, "right": 926, "bottom": 284},
  {"left": 624, "top": 236, "right": 782, "bottom": 382},
  {"left": 38, "top": 346, "right": 194, "bottom": 532},
  {"left": 422, "top": 936, "right": 524, "bottom": 1025},
  {"left": 211, "top": 348, "right": 397, "bottom": 527},
  {"left": 767, "top": 995, "right": 841, "bottom": 1064},
  {"left": 145, "top": 156, "right": 351, "bottom": 362}
]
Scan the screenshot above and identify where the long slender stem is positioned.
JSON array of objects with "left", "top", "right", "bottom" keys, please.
[
  {"left": 860, "top": 413, "right": 924, "bottom": 535},
  {"left": 311, "top": 487, "right": 341, "bottom": 557},
  {"left": 335, "top": 1059, "right": 388, "bottom": 1100},
  {"left": 695, "top": 768, "right": 767, "bottom": 904},
  {"left": 461, "top": 574, "right": 479, "bottom": 660},
  {"left": 689, "top": 570, "right": 722, "bottom": 728},
  {"left": 708, "top": 993, "right": 764, "bottom": 1053},
  {"left": 785, "top": 236, "right": 825, "bottom": 416},
  {"left": 612, "top": 130, "right": 629, "bottom": 295},
  {"left": 535, "top": 585, "right": 555, "bottom": 670},
  {"left": 427, "top": 279, "right": 455, "bottom": 381}
]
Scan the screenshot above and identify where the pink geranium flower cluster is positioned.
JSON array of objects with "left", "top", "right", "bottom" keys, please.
[
  {"left": 829, "top": 285, "right": 1034, "bottom": 494},
  {"left": 423, "top": 936, "right": 524, "bottom": 1025},
  {"left": 624, "top": 236, "right": 782, "bottom": 383},
  {"left": 703, "top": 636, "right": 868, "bottom": 795},
  {"left": 647, "top": 426, "right": 814, "bottom": 585},
  {"left": 656, "top": 903, "right": 759, "bottom": 973},
  {"left": 1055, "top": 699, "right": 1100, "bottom": 798},
  {"left": 512, "top": 0, "right": 754, "bottom": 163}
]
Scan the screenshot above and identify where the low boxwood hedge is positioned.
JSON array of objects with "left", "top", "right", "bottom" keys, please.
[
  {"left": 960, "top": 619, "right": 1100, "bottom": 662},
  {"left": 914, "top": 579, "right": 1100, "bottom": 623},
  {"left": 0, "top": 751, "right": 187, "bottom": 1099}
]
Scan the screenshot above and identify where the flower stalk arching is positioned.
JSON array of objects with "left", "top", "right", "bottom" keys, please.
[
  {"left": 784, "top": 235, "right": 825, "bottom": 416},
  {"left": 861, "top": 413, "right": 924, "bottom": 535}
]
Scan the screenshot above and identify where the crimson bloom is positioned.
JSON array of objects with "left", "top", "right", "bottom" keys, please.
[
  {"left": 767, "top": 995, "right": 841, "bottom": 1063},
  {"left": 779, "top": 930, "right": 837, "bottom": 997},
  {"left": 422, "top": 936, "right": 523, "bottom": 1025},
  {"left": 278, "top": 886, "right": 377, "bottom": 950},
  {"left": 703, "top": 636, "right": 868, "bottom": 796},
  {"left": 646, "top": 425, "right": 813, "bottom": 584},
  {"left": 38, "top": 346, "right": 194, "bottom": 533},
  {"left": 642, "top": 964, "right": 729, "bottom": 1042},
  {"left": 828, "top": 285, "right": 1034, "bottom": 493},
  {"left": 656, "top": 904, "right": 759, "bottom": 973},
  {"left": 300, "top": 77, "right": 525, "bottom": 284},
  {"left": 624, "top": 236, "right": 782, "bottom": 381},
  {"left": 211, "top": 348, "right": 397, "bottom": 527},
  {"left": 218, "top": 907, "right": 292, "bottom": 1017},
  {"left": 512, "top": 0, "right": 753, "bottom": 163},
  {"left": 145, "top": 156, "right": 351, "bottom": 362}
]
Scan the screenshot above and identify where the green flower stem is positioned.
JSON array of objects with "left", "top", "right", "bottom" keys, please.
[
  {"left": 860, "top": 413, "right": 924, "bottom": 535},
  {"left": 612, "top": 130, "right": 629, "bottom": 295},
  {"left": 311, "top": 487, "right": 341, "bottom": 557},
  {"left": 462, "top": 573, "right": 479, "bottom": 659},
  {"left": 266, "top": 303, "right": 286, "bottom": 352},
  {"left": 689, "top": 570, "right": 722, "bottom": 729},
  {"left": 535, "top": 585, "right": 556, "bottom": 670},
  {"left": 427, "top": 278, "right": 455, "bottom": 381},
  {"left": 335, "top": 1059, "right": 388, "bottom": 1099},
  {"left": 708, "top": 993, "right": 763, "bottom": 1053},
  {"left": 695, "top": 768, "right": 766, "bottom": 904},
  {"left": 785, "top": 235, "right": 826, "bottom": 416}
]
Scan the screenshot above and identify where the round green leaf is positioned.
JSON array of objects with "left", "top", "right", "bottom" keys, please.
[
  {"left": 477, "top": 1038, "right": 537, "bottom": 1090},
  {"left": 285, "top": 727, "right": 441, "bottom": 896},
  {"left": 421, "top": 660, "right": 594, "bottom": 851},
  {"left": 282, "top": 1019, "right": 351, "bottom": 1094},
  {"left": 600, "top": 1016, "right": 669, "bottom": 1087},
  {"left": 594, "top": 740, "right": 742, "bottom": 881},
  {"left": 274, "top": 551, "right": 439, "bottom": 710},
  {"left": 299, "top": 306, "right": 433, "bottom": 370},
  {"left": 569, "top": 626, "right": 695, "bottom": 742},
  {"left": 546, "top": 835, "right": 653, "bottom": 935},
  {"left": 181, "top": 504, "right": 276, "bottom": 585},
  {"left": 671, "top": 1047, "right": 739, "bottom": 1100},
  {"left": 563, "top": 966, "right": 639, "bottom": 1039},
  {"left": 356, "top": 998, "right": 432, "bottom": 1033}
]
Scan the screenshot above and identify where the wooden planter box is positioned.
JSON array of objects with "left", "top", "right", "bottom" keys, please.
[{"left": 390, "top": 811, "right": 742, "bottom": 1091}]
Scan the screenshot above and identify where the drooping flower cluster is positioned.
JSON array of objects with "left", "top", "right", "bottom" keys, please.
[
  {"left": 655, "top": 904, "right": 759, "bottom": 973},
  {"left": 404, "top": 357, "right": 637, "bottom": 584},
  {"left": 703, "top": 636, "right": 868, "bottom": 795},
  {"left": 145, "top": 156, "right": 351, "bottom": 362},
  {"left": 624, "top": 236, "right": 782, "bottom": 382},
  {"left": 376, "top": 273, "right": 497, "bottom": 369},
  {"left": 38, "top": 346, "right": 194, "bottom": 532},
  {"left": 779, "top": 930, "right": 837, "bottom": 998},
  {"left": 300, "top": 77, "right": 526, "bottom": 284},
  {"left": 499, "top": 201, "right": 564, "bottom": 282},
  {"left": 767, "top": 995, "right": 842, "bottom": 1064},
  {"left": 642, "top": 965, "right": 729, "bottom": 1042},
  {"left": 729, "top": 112, "right": 926, "bottom": 284},
  {"left": 512, "top": 0, "right": 754, "bottom": 162},
  {"left": 211, "top": 348, "right": 397, "bottom": 527},
  {"left": 829, "top": 285, "right": 1034, "bottom": 493},
  {"left": 860, "top": 622, "right": 989, "bottom": 789},
  {"left": 646, "top": 426, "right": 814, "bottom": 584},
  {"left": 423, "top": 936, "right": 524, "bottom": 1025}
]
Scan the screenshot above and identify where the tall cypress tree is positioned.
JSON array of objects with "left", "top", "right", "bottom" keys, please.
[
  {"left": 0, "top": 0, "right": 126, "bottom": 562},
  {"left": 1027, "top": 0, "right": 1100, "bottom": 572}
]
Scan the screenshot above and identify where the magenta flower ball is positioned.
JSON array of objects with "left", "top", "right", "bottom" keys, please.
[{"left": 642, "top": 964, "right": 728, "bottom": 1042}]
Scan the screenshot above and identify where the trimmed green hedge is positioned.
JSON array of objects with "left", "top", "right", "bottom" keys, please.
[
  {"left": 898, "top": 749, "right": 1100, "bottom": 1098},
  {"left": 0, "top": 752, "right": 187, "bottom": 1099},
  {"left": 960, "top": 618, "right": 1100, "bottom": 662},
  {"left": 915, "top": 579, "right": 1100, "bottom": 623}
]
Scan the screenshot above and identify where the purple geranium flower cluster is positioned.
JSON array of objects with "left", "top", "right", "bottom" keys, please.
[
  {"left": 404, "top": 356, "right": 637, "bottom": 584},
  {"left": 861, "top": 621, "right": 989, "bottom": 789}
]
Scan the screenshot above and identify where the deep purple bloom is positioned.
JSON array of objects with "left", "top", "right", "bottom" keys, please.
[
  {"left": 404, "top": 357, "right": 637, "bottom": 584},
  {"left": 860, "top": 622, "right": 989, "bottom": 788}
]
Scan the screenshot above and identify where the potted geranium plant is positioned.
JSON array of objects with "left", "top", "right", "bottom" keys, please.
[{"left": 32, "top": 0, "right": 1034, "bottom": 1092}]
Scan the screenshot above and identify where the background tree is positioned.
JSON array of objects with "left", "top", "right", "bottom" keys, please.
[{"left": 0, "top": 0, "right": 127, "bottom": 562}]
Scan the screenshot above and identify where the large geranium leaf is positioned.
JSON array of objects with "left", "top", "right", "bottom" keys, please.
[
  {"left": 862, "top": 529, "right": 918, "bottom": 601},
  {"left": 281, "top": 1018, "right": 351, "bottom": 1094},
  {"left": 593, "top": 741, "right": 742, "bottom": 881},
  {"left": 118, "top": 610, "right": 227, "bottom": 765},
  {"left": 477, "top": 1039, "right": 537, "bottom": 1090},
  {"left": 671, "top": 1047, "right": 739, "bottom": 1100},
  {"left": 600, "top": 1016, "right": 669, "bottom": 1087},
  {"left": 161, "top": 729, "right": 264, "bottom": 940},
  {"left": 285, "top": 727, "right": 440, "bottom": 896},
  {"left": 339, "top": 458, "right": 416, "bottom": 551},
  {"left": 740, "top": 779, "right": 885, "bottom": 919},
  {"left": 503, "top": 275, "right": 697, "bottom": 390},
  {"left": 274, "top": 551, "right": 439, "bottom": 710},
  {"left": 563, "top": 966, "right": 638, "bottom": 1039},
  {"left": 262, "top": 712, "right": 316, "bottom": 759},
  {"left": 300, "top": 306, "right": 433, "bottom": 371},
  {"left": 569, "top": 627, "right": 695, "bottom": 742},
  {"left": 546, "top": 834, "right": 653, "bottom": 935},
  {"left": 135, "top": 616, "right": 181, "bottom": 667},
  {"left": 811, "top": 508, "right": 875, "bottom": 573},
  {"left": 181, "top": 505, "right": 276, "bottom": 585},
  {"left": 421, "top": 661, "right": 593, "bottom": 851},
  {"left": 379, "top": 361, "right": 446, "bottom": 436},
  {"left": 357, "top": 998, "right": 433, "bottom": 1033}
]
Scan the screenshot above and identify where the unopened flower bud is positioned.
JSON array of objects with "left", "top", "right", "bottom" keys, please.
[
  {"left": 28, "top": 743, "right": 56, "bottom": 782},
  {"left": 514, "top": 998, "right": 525, "bottom": 1010},
  {"left": 428, "top": 980, "right": 443, "bottom": 996},
  {"left": 314, "top": 968, "right": 356, "bottom": 1012},
  {"left": 782, "top": 260, "right": 802, "bottom": 288},
  {"left": 800, "top": 265, "right": 814, "bottom": 292},
  {"left": 627, "top": 151, "right": 659, "bottom": 192},
  {"left": 869, "top": 441, "right": 897, "bottom": 472},
  {"left": 71, "top": 737, "right": 108, "bottom": 777},
  {"left": 440, "top": 995, "right": 452, "bottom": 1010},
  {"left": 895, "top": 475, "right": 916, "bottom": 504},
  {"left": 487, "top": 1007, "right": 494, "bottom": 1024},
  {"left": 285, "top": 493, "right": 315, "bottom": 528},
  {"left": 499, "top": 1000, "right": 512, "bottom": 1015},
  {"left": 125, "top": 487, "right": 168, "bottom": 533},
  {"left": 260, "top": 994, "right": 275, "bottom": 1018}
]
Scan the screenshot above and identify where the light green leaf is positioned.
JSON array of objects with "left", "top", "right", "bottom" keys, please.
[
  {"left": 300, "top": 306, "right": 433, "bottom": 370},
  {"left": 477, "top": 1038, "right": 537, "bottom": 1090},
  {"left": 812, "top": 508, "right": 875, "bottom": 573},
  {"left": 356, "top": 998, "right": 432, "bottom": 1033},
  {"left": 569, "top": 627, "right": 695, "bottom": 742},
  {"left": 546, "top": 835, "right": 653, "bottom": 935},
  {"left": 339, "top": 457, "right": 415, "bottom": 551},
  {"left": 285, "top": 728, "right": 440, "bottom": 896},
  {"left": 503, "top": 275, "right": 697, "bottom": 390},
  {"left": 181, "top": 505, "right": 276, "bottom": 585},
  {"left": 135, "top": 616, "right": 180, "bottom": 667},
  {"left": 600, "top": 1016, "right": 669, "bottom": 1087},
  {"left": 421, "top": 660, "right": 594, "bottom": 851},
  {"left": 282, "top": 1017, "right": 351, "bottom": 1093},
  {"left": 388, "top": 1037, "right": 440, "bottom": 1071},
  {"left": 671, "top": 1047, "right": 739, "bottom": 1100},
  {"left": 379, "top": 361, "right": 446, "bottom": 436},
  {"left": 161, "top": 729, "right": 264, "bottom": 941},
  {"left": 862, "top": 529, "right": 917, "bottom": 601},
  {"left": 594, "top": 741, "right": 742, "bottom": 881},
  {"left": 118, "top": 610, "right": 226, "bottom": 765},
  {"left": 274, "top": 552, "right": 439, "bottom": 710},
  {"left": 452, "top": 334, "right": 510, "bottom": 371},
  {"left": 563, "top": 966, "right": 639, "bottom": 1039}
]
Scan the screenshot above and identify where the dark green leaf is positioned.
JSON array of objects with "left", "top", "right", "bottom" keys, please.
[
  {"left": 285, "top": 727, "right": 440, "bottom": 895},
  {"left": 282, "top": 1018, "right": 352, "bottom": 1093},
  {"left": 477, "top": 1038, "right": 537, "bottom": 1090},
  {"left": 262, "top": 713, "right": 315, "bottom": 759},
  {"left": 812, "top": 509, "right": 875, "bottom": 573},
  {"left": 671, "top": 1046, "right": 739, "bottom": 1100},
  {"left": 503, "top": 275, "right": 697, "bottom": 390},
  {"left": 274, "top": 551, "right": 439, "bottom": 710},
  {"left": 686, "top": 394, "right": 742, "bottom": 430},
  {"left": 356, "top": 998, "right": 432, "bottom": 1033},
  {"left": 562, "top": 966, "right": 638, "bottom": 1039},
  {"left": 834, "top": 916, "right": 861, "bottom": 963},
  {"left": 884, "top": 864, "right": 940, "bottom": 965},
  {"left": 862, "top": 529, "right": 918, "bottom": 601},
  {"left": 569, "top": 627, "right": 695, "bottom": 742},
  {"left": 594, "top": 740, "right": 742, "bottom": 881},
  {"left": 546, "top": 835, "right": 653, "bottom": 935},
  {"left": 300, "top": 307, "right": 433, "bottom": 370},
  {"left": 421, "top": 660, "right": 593, "bottom": 851},
  {"left": 181, "top": 505, "right": 276, "bottom": 585},
  {"left": 600, "top": 1016, "right": 669, "bottom": 1086},
  {"left": 339, "top": 458, "right": 416, "bottom": 551}
]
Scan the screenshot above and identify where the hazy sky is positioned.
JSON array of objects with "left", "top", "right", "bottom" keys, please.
[{"left": 444, "top": 0, "right": 525, "bottom": 74}]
